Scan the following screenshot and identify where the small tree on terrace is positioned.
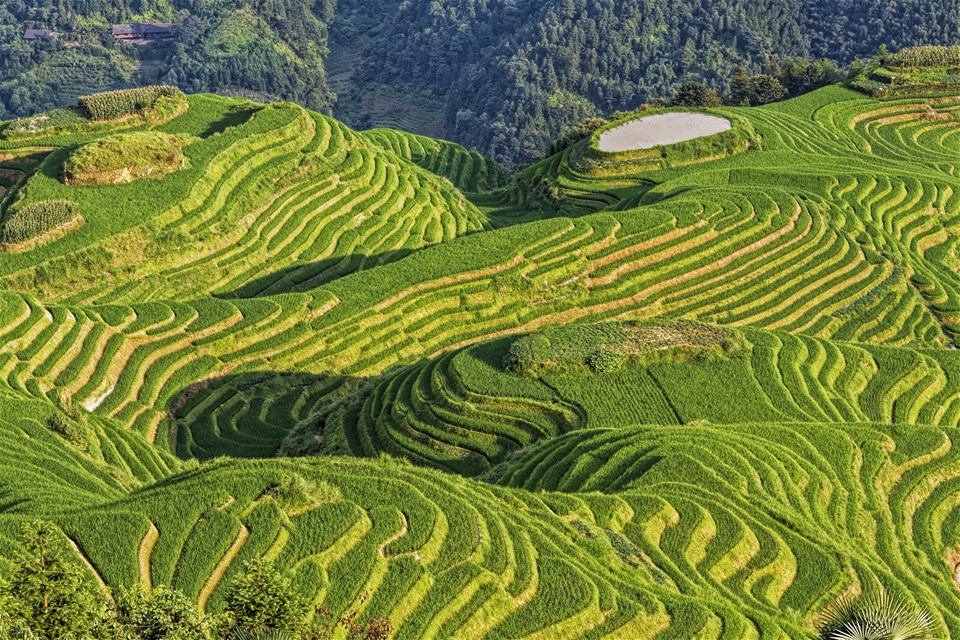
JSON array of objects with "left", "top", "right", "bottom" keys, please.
[
  {"left": 224, "top": 561, "right": 310, "bottom": 635},
  {"left": 1, "top": 520, "right": 109, "bottom": 639},
  {"left": 672, "top": 82, "right": 723, "bottom": 107},
  {"left": 114, "top": 585, "right": 210, "bottom": 640},
  {"left": 747, "top": 75, "right": 787, "bottom": 105},
  {"left": 731, "top": 69, "right": 752, "bottom": 105},
  {"left": 874, "top": 43, "right": 891, "bottom": 66}
]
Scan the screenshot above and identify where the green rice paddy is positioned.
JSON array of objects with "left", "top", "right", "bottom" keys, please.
[{"left": 3, "top": 82, "right": 960, "bottom": 637}]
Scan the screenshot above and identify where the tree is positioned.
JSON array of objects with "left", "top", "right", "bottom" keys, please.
[
  {"left": 779, "top": 57, "right": 842, "bottom": 96},
  {"left": 224, "top": 561, "right": 309, "bottom": 634},
  {"left": 847, "top": 58, "right": 866, "bottom": 79},
  {"left": 730, "top": 69, "right": 751, "bottom": 105},
  {"left": 875, "top": 43, "right": 891, "bottom": 65},
  {"left": 547, "top": 115, "right": 608, "bottom": 154},
  {"left": 113, "top": 586, "right": 210, "bottom": 640},
  {"left": 1, "top": 520, "right": 109, "bottom": 639},
  {"left": 672, "top": 82, "right": 722, "bottom": 107},
  {"left": 748, "top": 74, "right": 787, "bottom": 104}
]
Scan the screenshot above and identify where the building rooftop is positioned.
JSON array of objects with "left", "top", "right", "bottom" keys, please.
[
  {"left": 23, "top": 29, "right": 60, "bottom": 40},
  {"left": 110, "top": 23, "right": 175, "bottom": 38}
]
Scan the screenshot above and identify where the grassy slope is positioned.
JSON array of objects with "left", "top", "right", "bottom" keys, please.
[
  {"left": 63, "top": 130, "right": 185, "bottom": 185},
  {"left": 5, "top": 84, "right": 960, "bottom": 636}
]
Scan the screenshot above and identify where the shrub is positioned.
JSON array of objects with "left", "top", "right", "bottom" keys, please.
[
  {"left": 269, "top": 474, "right": 340, "bottom": 511},
  {"left": 1, "top": 200, "right": 79, "bottom": 244},
  {"left": 503, "top": 335, "right": 551, "bottom": 375},
  {"left": 505, "top": 321, "right": 734, "bottom": 376},
  {"left": 673, "top": 82, "right": 723, "bottom": 107},
  {"left": 114, "top": 586, "right": 210, "bottom": 640},
  {"left": 587, "top": 349, "right": 627, "bottom": 373},
  {"left": 78, "top": 86, "right": 184, "bottom": 121},
  {"left": 224, "top": 561, "right": 310, "bottom": 634},
  {"left": 45, "top": 413, "right": 83, "bottom": 446}
]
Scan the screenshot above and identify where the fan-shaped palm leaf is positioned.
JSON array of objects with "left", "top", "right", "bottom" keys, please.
[{"left": 817, "top": 587, "right": 934, "bottom": 640}]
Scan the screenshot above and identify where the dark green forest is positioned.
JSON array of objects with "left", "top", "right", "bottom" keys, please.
[
  {"left": 0, "top": 0, "right": 334, "bottom": 119},
  {"left": 348, "top": 0, "right": 960, "bottom": 163},
  {"left": 3, "top": 0, "right": 960, "bottom": 163}
]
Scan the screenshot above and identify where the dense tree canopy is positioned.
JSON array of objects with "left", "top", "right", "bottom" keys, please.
[
  {"left": 344, "top": 0, "right": 960, "bottom": 163},
  {"left": 3, "top": 0, "right": 960, "bottom": 162},
  {"left": 0, "top": 0, "right": 333, "bottom": 120}
]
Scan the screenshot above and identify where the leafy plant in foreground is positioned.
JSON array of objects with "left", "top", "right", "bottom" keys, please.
[
  {"left": 114, "top": 586, "right": 210, "bottom": 640},
  {"left": 0, "top": 521, "right": 109, "bottom": 639},
  {"left": 45, "top": 413, "right": 83, "bottom": 446},
  {"left": 224, "top": 561, "right": 309, "bottom": 635},
  {"left": 817, "top": 588, "right": 935, "bottom": 639}
]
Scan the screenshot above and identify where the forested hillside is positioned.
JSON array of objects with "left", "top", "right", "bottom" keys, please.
[
  {"left": 5, "top": 0, "right": 960, "bottom": 163},
  {"left": 342, "top": 0, "right": 960, "bottom": 163},
  {"left": 0, "top": 0, "right": 334, "bottom": 119}
]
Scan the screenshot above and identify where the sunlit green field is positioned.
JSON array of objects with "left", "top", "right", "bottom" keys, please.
[{"left": 4, "top": 80, "right": 960, "bottom": 637}]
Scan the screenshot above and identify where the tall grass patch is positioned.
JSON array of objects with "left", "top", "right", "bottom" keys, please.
[
  {"left": 63, "top": 132, "right": 186, "bottom": 185},
  {"left": 1, "top": 200, "right": 80, "bottom": 244},
  {"left": 78, "top": 86, "right": 185, "bottom": 121}
]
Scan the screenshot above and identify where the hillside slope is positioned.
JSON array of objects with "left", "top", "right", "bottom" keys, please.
[
  {"left": 337, "top": 0, "right": 960, "bottom": 162},
  {"left": 4, "top": 84, "right": 960, "bottom": 636},
  {"left": 0, "top": 0, "right": 335, "bottom": 119},
  {"left": 9, "top": 0, "right": 960, "bottom": 165}
]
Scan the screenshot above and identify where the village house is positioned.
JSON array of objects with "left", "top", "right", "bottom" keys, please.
[
  {"left": 23, "top": 29, "right": 60, "bottom": 41},
  {"left": 110, "top": 23, "right": 175, "bottom": 41}
]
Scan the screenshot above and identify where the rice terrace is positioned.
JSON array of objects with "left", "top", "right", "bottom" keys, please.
[{"left": 8, "top": 38, "right": 960, "bottom": 639}]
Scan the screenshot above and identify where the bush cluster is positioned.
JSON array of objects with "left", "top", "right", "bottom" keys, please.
[
  {"left": 46, "top": 413, "right": 84, "bottom": 446},
  {"left": 1, "top": 200, "right": 78, "bottom": 244},
  {"left": 503, "top": 335, "right": 551, "bottom": 375},
  {"left": 269, "top": 474, "right": 341, "bottom": 511},
  {"left": 504, "top": 321, "right": 738, "bottom": 377},
  {"left": 586, "top": 349, "right": 627, "bottom": 373},
  {"left": 78, "top": 86, "right": 184, "bottom": 121}
]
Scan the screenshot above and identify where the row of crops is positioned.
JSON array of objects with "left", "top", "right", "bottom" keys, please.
[
  {"left": 4, "top": 82, "right": 960, "bottom": 635},
  {"left": 6, "top": 88, "right": 960, "bottom": 451},
  {"left": 4, "top": 362, "right": 960, "bottom": 636},
  {"left": 272, "top": 324, "right": 960, "bottom": 478},
  {"left": 498, "top": 419, "right": 960, "bottom": 633}
]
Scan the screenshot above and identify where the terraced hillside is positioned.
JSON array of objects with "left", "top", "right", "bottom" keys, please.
[
  {"left": 7, "top": 82, "right": 960, "bottom": 636},
  {"left": 283, "top": 321, "right": 960, "bottom": 475},
  {"left": 0, "top": 93, "right": 493, "bottom": 303}
]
